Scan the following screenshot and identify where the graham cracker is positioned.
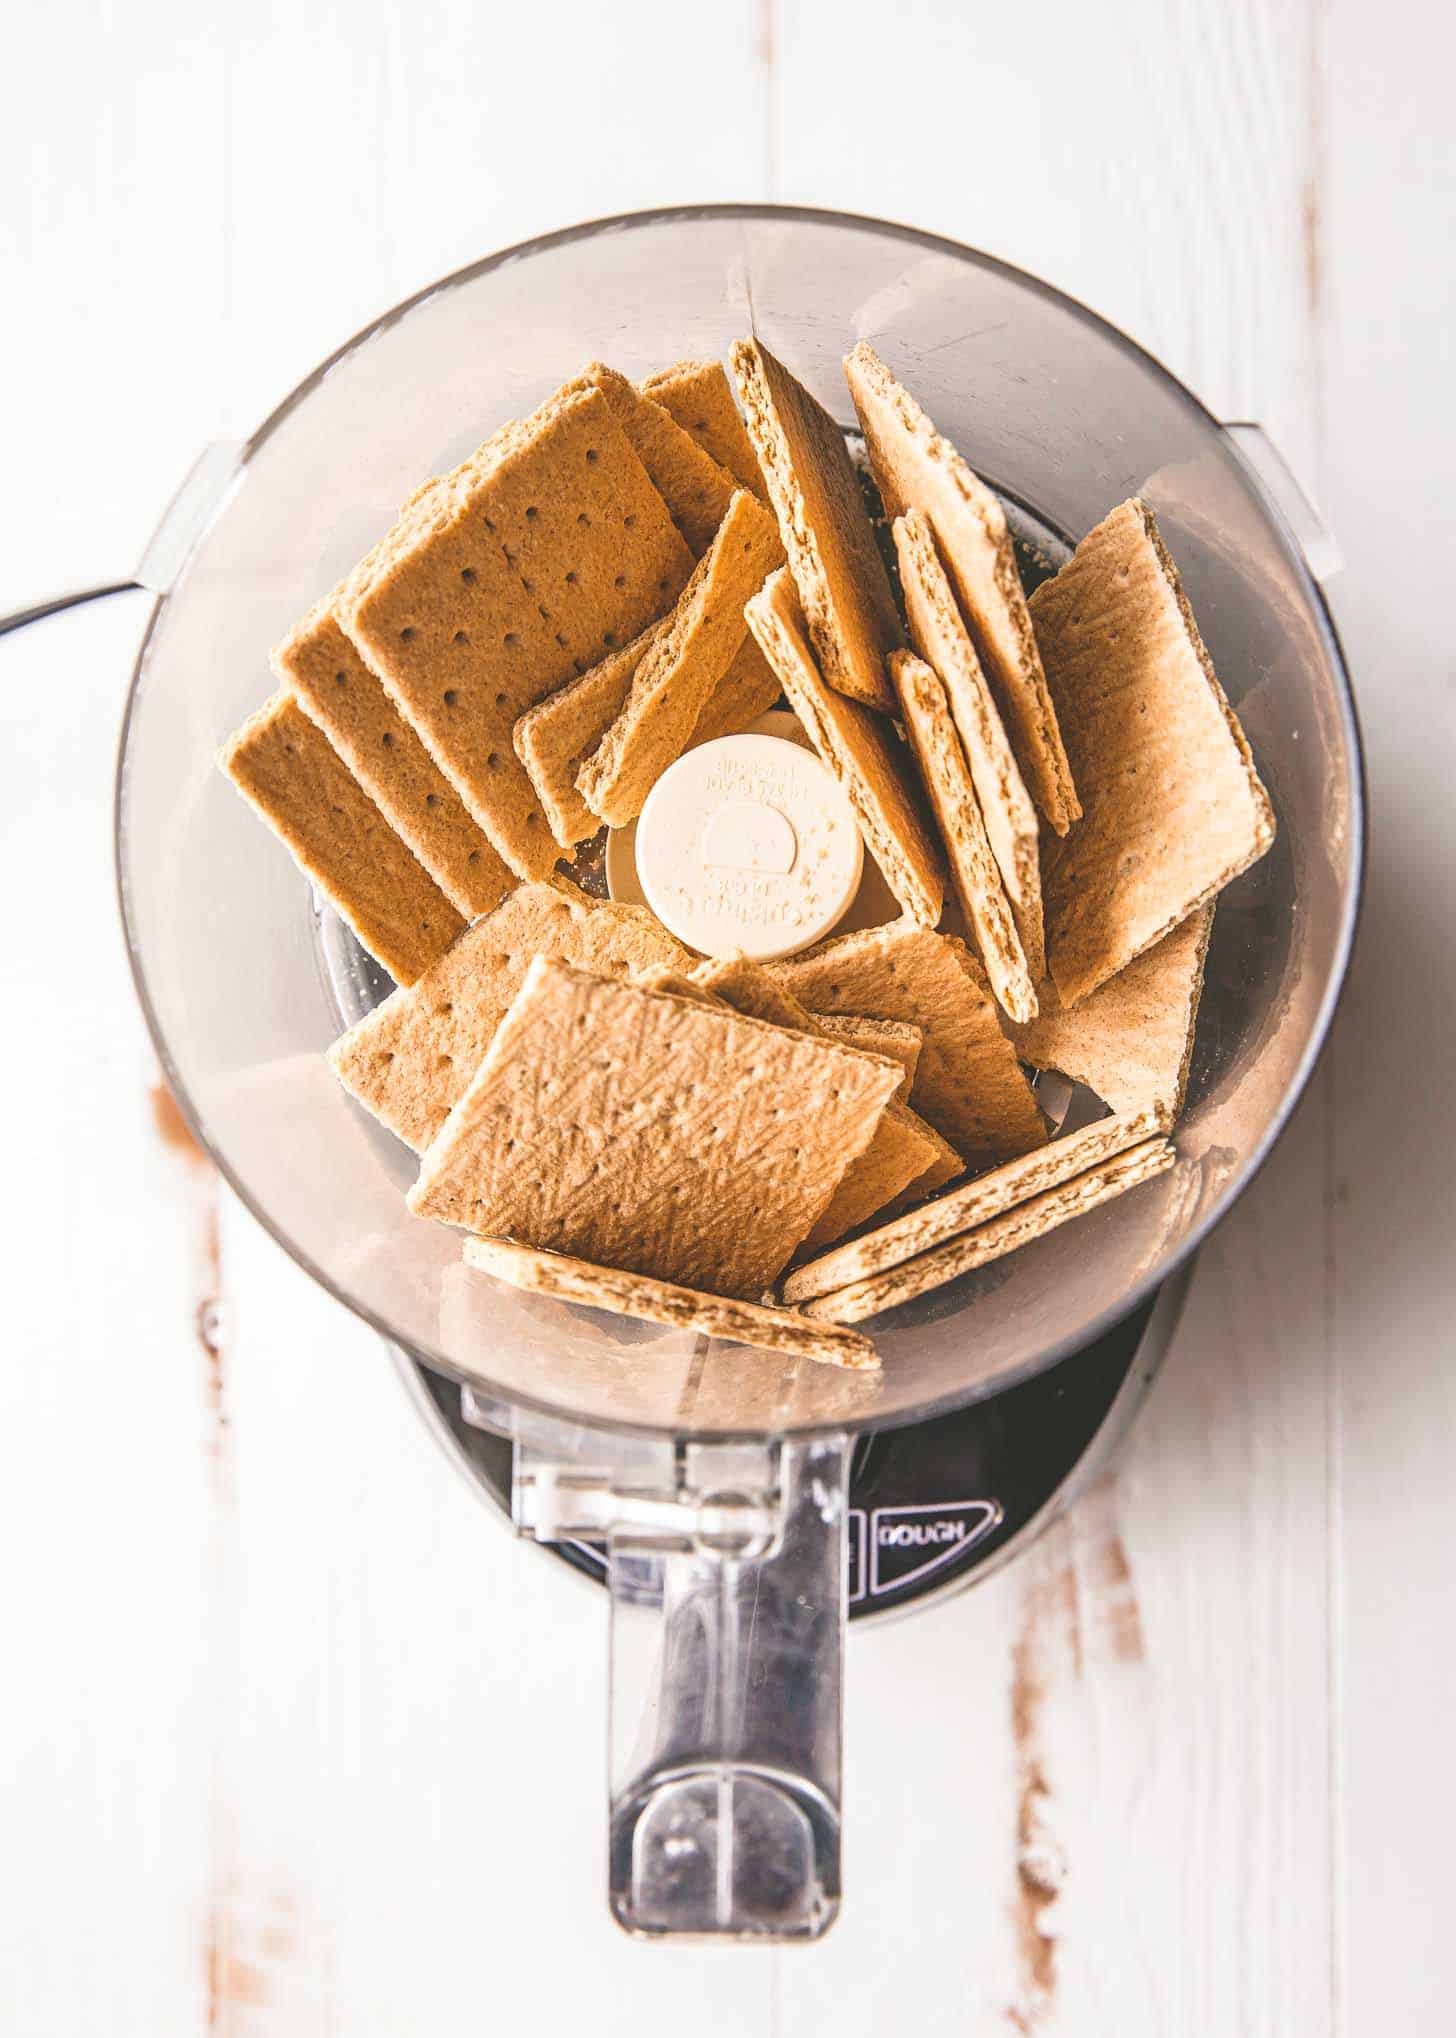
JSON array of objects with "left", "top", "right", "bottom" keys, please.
[
  {"left": 398, "top": 476, "right": 445, "bottom": 519},
  {"left": 220, "top": 693, "right": 464, "bottom": 986},
  {"left": 891, "top": 648, "right": 1037, "bottom": 1026},
  {"left": 328, "top": 881, "right": 691, "bottom": 1151},
  {"left": 408, "top": 958, "right": 902, "bottom": 1299},
  {"left": 688, "top": 954, "right": 942, "bottom": 1247},
  {"left": 802, "top": 1106, "right": 943, "bottom": 1251},
  {"left": 692, "top": 973, "right": 949, "bottom": 1178},
  {"left": 639, "top": 358, "right": 768, "bottom": 498},
  {"left": 689, "top": 633, "right": 783, "bottom": 745},
  {"left": 879, "top": 1117, "right": 965, "bottom": 1213},
  {"left": 515, "top": 616, "right": 783, "bottom": 848},
  {"left": 689, "top": 953, "right": 824, "bottom": 1029},
  {"left": 462, "top": 1238, "right": 878, "bottom": 1372},
  {"left": 570, "top": 362, "right": 741, "bottom": 556},
  {"left": 513, "top": 621, "right": 663, "bottom": 846},
  {"left": 802, "top": 1137, "right": 1176, "bottom": 1324},
  {"left": 894, "top": 510, "right": 1044, "bottom": 978},
  {"left": 577, "top": 490, "right": 783, "bottom": 825},
  {"left": 844, "top": 341, "right": 1079, "bottom": 831},
  {"left": 1028, "top": 498, "right": 1275, "bottom": 1006},
  {"left": 339, "top": 382, "right": 693, "bottom": 878},
  {"left": 774, "top": 918, "right": 1047, "bottom": 1167},
  {"left": 1013, "top": 904, "right": 1214, "bottom": 1116},
  {"left": 782, "top": 1101, "right": 1170, "bottom": 1303},
  {"left": 746, "top": 566, "right": 944, "bottom": 924},
  {"left": 816, "top": 1013, "right": 923, "bottom": 1087},
  {"left": 824, "top": 1075, "right": 962, "bottom": 1235},
  {"left": 731, "top": 338, "right": 902, "bottom": 712},
  {"left": 715, "top": 948, "right": 964, "bottom": 1215},
  {"left": 630, "top": 964, "right": 719, "bottom": 1003},
  {"left": 276, "top": 595, "right": 513, "bottom": 919}
]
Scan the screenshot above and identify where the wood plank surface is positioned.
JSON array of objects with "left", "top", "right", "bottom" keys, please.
[{"left": 2, "top": 0, "right": 1453, "bottom": 2030}]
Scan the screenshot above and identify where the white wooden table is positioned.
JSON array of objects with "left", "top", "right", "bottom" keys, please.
[{"left": 4, "top": 3, "right": 1453, "bottom": 2030}]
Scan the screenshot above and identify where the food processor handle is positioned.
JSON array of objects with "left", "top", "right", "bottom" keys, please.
[
  {"left": 514, "top": 1431, "right": 850, "bottom": 1940},
  {"left": 0, "top": 441, "right": 245, "bottom": 642},
  {"left": 2, "top": 426, "right": 1340, "bottom": 637},
  {"left": 0, "top": 582, "right": 143, "bottom": 639}
]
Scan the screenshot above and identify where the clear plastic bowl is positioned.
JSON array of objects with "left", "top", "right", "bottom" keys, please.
[{"left": 116, "top": 204, "right": 1364, "bottom": 1443}]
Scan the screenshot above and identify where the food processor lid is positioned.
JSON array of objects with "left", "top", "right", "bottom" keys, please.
[{"left": 114, "top": 204, "right": 1365, "bottom": 1443}]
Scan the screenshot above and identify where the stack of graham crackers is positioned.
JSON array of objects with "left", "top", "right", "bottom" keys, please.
[{"left": 221, "top": 340, "right": 1274, "bottom": 1372}]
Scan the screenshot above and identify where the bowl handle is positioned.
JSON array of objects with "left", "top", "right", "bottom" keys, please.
[
  {"left": 0, "top": 581, "right": 141, "bottom": 638},
  {"left": 1, "top": 441, "right": 244, "bottom": 640},
  {"left": 515, "top": 1430, "right": 849, "bottom": 1940}
]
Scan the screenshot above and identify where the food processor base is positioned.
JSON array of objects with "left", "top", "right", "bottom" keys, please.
[{"left": 391, "top": 1264, "right": 1190, "bottom": 1621}]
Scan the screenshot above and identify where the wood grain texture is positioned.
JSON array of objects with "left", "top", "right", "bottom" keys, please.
[
  {"left": 1322, "top": 2, "right": 1456, "bottom": 2028},
  {"left": 3, "top": 0, "right": 1454, "bottom": 2030},
  {"left": 0, "top": 598, "right": 216, "bottom": 2038},
  {"left": 0, "top": 0, "right": 770, "bottom": 618},
  {"left": 776, "top": 0, "right": 1324, "bottom": 486}
]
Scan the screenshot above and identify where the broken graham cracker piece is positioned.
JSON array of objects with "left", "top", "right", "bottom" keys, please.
[
  {"left": 891, "top": 649, "right": 1037, "bottom": 1027},
  {"left": 1012, "top": 904, "right": 1214, "bottom": 1117},
  {"left": 816, "top": 1013, "right": 923, "bottom": 1087},
  {"left": 1029, "top": 498, "right": 1275, "bottom": 1007},
  {"left": 339, "top": 382, "right": 693, "bottom": 880},
  {"left": 806, "top": 1074, "right": 967, "bottom": 1247},
  {"left": 220, "top": 694, "right": 464, "bottom": 987},
  {"left": 328, "top": 881, "right": 691, "bottom": 1151},
  {"left": 802, "top": 1136, "right": 1176, "bottom": 1325},
  {"left": 689, "top": 952, "right": 829, "bottom": 1029},
  {"left": 688, "top": 954, "right": 948, "bottom": 1249},
  {"left": 844, "top": 341, "right": 1078, "bottom": 833},
  {"left": 516, "top": 615, "right": 783, "bottom": 848},
  {"left": 812, "top": 1015, "right": 961, "bottom": 1217},
  {"left": 513, "top": 621, "right": 662, "bottom": 846},
  {"left": 747, "top": 566, "right": 944, "bottom": 924},
  {"left": 782, "top": 1101, "right": 1170, "bottom": 1303},
  {"left": 276, "top": 595, "right": 513, "bottom": 919},
  {"left": 631, "top": 964, "right": 719, "bottom": 1002},
  {"left": 688, "top": 633, "right": 783, "bottom": 745},
  {"left": 408, "top": 958, "right": 903, "bottom": 1299},
  {"left": 878, "top": 1116, "right": 965, "bottom": 1213},
  {"left": 462, "top": 1239, "right": 877, "bottom": 1372},
  {"left": 774, "top": 918, "right": 1047, "bottom": 1167},
  {"left": 569, "top": 362, "right": 742, "bottom": 555},
  {"left": 577, "top": 490, "right": 783, "bottom": 826},
  {"left": 640, "top": 358, "right": 767, "bottom": 499},
  {"left": 731, "top": 338, "right": 902, "bottom": 713},
  {"left": 792, "top": 1104, "right": 939, "bottom": 1253},
  {"left": 689, "top": 956, "right": 960, "bottom": 1234},
  {"left": 686, "top": 968, "right": 956, "bottom": 1198},
  {"left": 894, "top": 509, "right": 1044, "bottom": 980}
]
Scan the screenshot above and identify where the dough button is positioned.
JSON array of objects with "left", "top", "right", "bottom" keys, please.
[{"left": 632, "top": 731, "right": 864, "bottom": 960}]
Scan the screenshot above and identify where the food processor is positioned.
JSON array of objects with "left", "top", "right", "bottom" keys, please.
[{"left": 61, "top": 206, "right": 1359, "bottom": 1941}]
